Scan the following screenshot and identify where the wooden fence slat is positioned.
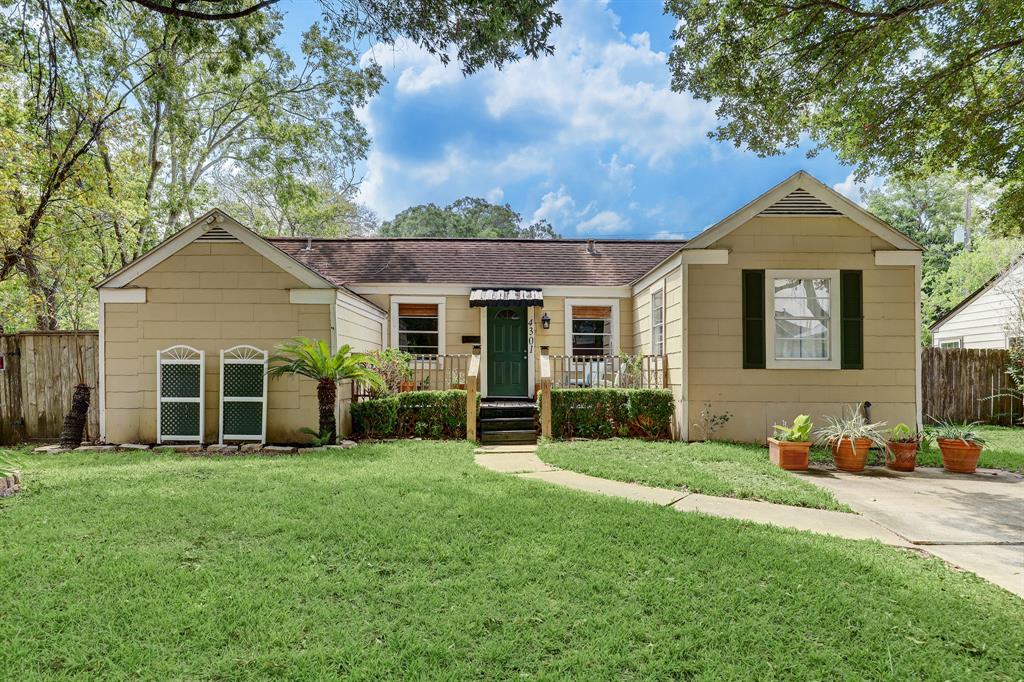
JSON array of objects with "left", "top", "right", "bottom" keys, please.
[
  {"left": 921, "top": 347, "right": 1021, "bottom": 426},
  {"left": 0, "top": 331, "right": 100, "bottom": 444}
]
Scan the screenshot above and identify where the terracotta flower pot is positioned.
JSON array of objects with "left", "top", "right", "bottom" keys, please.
[
  {"left": 937, "top": 438, "right": 983, "bottom": 474},
  {"left": 832, "top": 437, "right": 873, "bottom": 472},
  {"left": 400, "top": 381, "right": 415, "bottom": 393},
  {"left": 885, "top": 441, "right": 918, "bottom": 472},
  {"left": 768, "top": 438, "right": 811, "bottom": 471}
]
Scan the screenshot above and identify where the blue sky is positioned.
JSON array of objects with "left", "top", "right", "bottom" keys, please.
[{"left": 284, "top": 0, "right": 868, "bottom": 239}]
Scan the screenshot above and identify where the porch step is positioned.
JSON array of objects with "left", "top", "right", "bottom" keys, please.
[
  {"left": 480, "top": 429, "right": 537, "bottom": 445},
  {"left": 481, "top": 417, "right": 535, "bottom": 432},
  {"left": 479, "top": 399, "right": 537, "bottom": 444}
]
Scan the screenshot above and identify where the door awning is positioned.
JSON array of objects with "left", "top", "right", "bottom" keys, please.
[{"left": 469, "top": 288, "right": 544, "bottom": 307}]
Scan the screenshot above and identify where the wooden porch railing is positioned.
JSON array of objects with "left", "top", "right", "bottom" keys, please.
[
  {"left": 352, "top": 353, "right": 474, "bottom": 402},
  {"left": 539, "top": 355, "right": 552, "bottom": 439},
  {"left": 546, "top": 354, "right": 668, "bottom": 389}
]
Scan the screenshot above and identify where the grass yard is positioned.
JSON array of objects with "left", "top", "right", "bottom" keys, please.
[
  {"left": 539, "top": 439, "right": 848, "bottom": 511},
  {"left": 2, "top": 443, "right": 1023, "bottom": 679},
  {"left": 809, "top": 424, "right": 1024, "bottom": 472}
]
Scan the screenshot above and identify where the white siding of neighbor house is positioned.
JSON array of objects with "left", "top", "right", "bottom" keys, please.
[{"left": 932, "top": 260, "right": 1023, "bottom": 349}]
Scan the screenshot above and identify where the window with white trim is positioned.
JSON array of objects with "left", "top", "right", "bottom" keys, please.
[
  {"left": 938, "top": 338, "right": 963, "bottom": 349},
  {"left": 650, "top": 287, "right": 664, "bottom": 356},
  {"left": 566, "top": 301, "right": 617, "bottom": 357},
  {"left": 765, "top": 270, "right": 840, "bottom": 369},
  {"left": 391, "top": 297, "right": 446, "bottom": 357}
]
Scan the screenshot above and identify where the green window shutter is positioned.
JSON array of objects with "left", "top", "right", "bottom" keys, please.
[
  {"left": 840, "top": 270, "right": 864, "bottom": 369},
  {"left": 742, "top": 270, "right": 766, "bottom": 369}
]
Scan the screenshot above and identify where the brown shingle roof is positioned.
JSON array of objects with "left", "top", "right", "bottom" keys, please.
[{"left": 268, "top": 238, "right": 684, "bottom": 286}]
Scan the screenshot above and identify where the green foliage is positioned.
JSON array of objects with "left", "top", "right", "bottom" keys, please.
[
  {"left": 773, "top": 415, "right": 813, "bottom": 443},
  {"left": 268, "top": 338, "right": 382, "bottom": 387},
  {"left": 666, "top": 1, "right": 1024, "bottom": 226},
  {"left": 927, "top": 420, "right": 987, "bottom": 445},
  {"left": 298, "top": 427, "right": 334, "bottom": 447},
  {"left": 351, "top": 396, "right": 399, "bottom": 439},
  {"left": 351, "top": 390, "right": 474, "bottom": 440},
  {"left": 616, "top": 354, "right": 644, "bottom": 388},
  {"left": 548, "top": 388, "right": 673, "bottom": 440},
  {"left": 380, "top": 197, "right": 559, "bottom": 239},
  {"left": 887, "top": 423, "right": 922, "bottom": 444},
  {"left": 692, "top": 402, "right": 732, "bottom": 441},
  {"left": 812, "top": 404, "right": 887, "bottom": 450},
  {"left": 366, "top": 348, "right": 414, "bottom": 395},
  {"left": 926, "top": 238, "right": 1024, "bottom": 328}
]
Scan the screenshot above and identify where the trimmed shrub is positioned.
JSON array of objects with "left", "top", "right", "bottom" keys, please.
[
  {"left": 351, "top": 396, "right": 398, "bottom": 439},
  {"left": 548, "top": 388, "right": 673, "bottom": 440},
  {"left": 627, "top": 389, "right": 675, "bottom": 440},
  {"left": 352, "top": 390, "right": 476, "bottom": 439}
]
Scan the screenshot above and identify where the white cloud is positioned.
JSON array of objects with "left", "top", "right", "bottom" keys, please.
[
  {"left": 355, "top": 0, "right": 718, "bottom": 222},
  {"left": 833, "top": 172, "right": 884, "bottom": 206},
  {"left": 532, "top": 185, "right": 576, "bottom": 224},
  {"left": 486, "top": 187, "right": 504, "bottom": 203},
  {"left": 601, "top": 153, "right": 635, "bottom": 193},
  {"left": 577, "top": 210, "right": 629, "bottom": 235}
]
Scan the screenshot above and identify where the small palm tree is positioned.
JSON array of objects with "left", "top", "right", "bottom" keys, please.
[{"left": 268, "top": 338, "right": 383, "bottom": 444}]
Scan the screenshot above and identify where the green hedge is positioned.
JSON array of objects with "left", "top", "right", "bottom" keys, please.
[
  {"left": 548, "top": 388, "right": 674, "bottom": 440},
  {"left": 352, "top": 390, "right": 476, "bottom": 440}
]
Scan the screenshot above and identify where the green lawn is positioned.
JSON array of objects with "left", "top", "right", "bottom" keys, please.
[
  {"left": 540, "top": 439, "right": 848, "bottom": 511},
  {"left": 809, "top": 425, "right": 1024, "bottom": 472},
  {"left": 2, "top": 443, "right": 1023, "bottom": 679}
]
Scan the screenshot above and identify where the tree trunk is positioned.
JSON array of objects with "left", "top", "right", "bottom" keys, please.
[
  {"left": 317, "top": 378, "right": 337, "bottom": 444},
  {"left": 59, "top": 384, "right": 91, "bottom": 448}
]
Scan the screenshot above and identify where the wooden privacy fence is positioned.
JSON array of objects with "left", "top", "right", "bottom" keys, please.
[
  {"left": 922, "top": 347, "right": 1022, "bottom": 426},
  {"left": 0, "top": 331, "right": 99, "bottom": 444}
]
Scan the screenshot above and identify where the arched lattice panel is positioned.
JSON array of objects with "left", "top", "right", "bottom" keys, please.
[
  {"left": 157, "top": 345, "right": 205, "bottom": 444},
  {"left": 219, "top": 345, "right": 267, "bottom": 444}
]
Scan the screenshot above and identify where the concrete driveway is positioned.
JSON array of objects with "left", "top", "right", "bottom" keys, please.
[{"left": 796, "top": 465, "right": 1024, "bottom": 597}]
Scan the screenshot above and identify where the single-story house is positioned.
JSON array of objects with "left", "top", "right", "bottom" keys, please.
[
  {"left": 97, "top": 171, "right": 923, "bottom": 444},
  {"left": 930, "top": 256, "right": 1023, "bottom": 349}
]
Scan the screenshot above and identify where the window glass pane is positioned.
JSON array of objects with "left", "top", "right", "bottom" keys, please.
[
  {"left": 398, "top": 317, "right": 438, "bottom": 332},
  {"left": 398, "top": 332, "right": 438, "bottom": 354},
  {"left": 774, "top": 320, "right": 828, "bottom": 359},
  {"left": 572, "top": 334, "right": 612, "bottom": 356},
  {"left": 773, "top": 278, "right": 830, "bottom": 318},
  {"left": 572, "top": 319, "right": 607, "bottom": 334}
]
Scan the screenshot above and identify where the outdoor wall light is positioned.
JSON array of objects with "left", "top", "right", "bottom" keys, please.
[{"left": 541, "top": 312, "right": 551, "bottom": 329}]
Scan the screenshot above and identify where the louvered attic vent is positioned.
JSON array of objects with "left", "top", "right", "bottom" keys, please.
[
  {"left": 759, "top": 188, "right": 842, "bottom": 216},
  {"left": 196, "top": 226, "right": 238, "bottom": 242}
]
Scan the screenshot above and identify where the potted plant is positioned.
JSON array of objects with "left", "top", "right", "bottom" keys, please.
[
  {"left": 768, "top": 414, "right": 813, "bottom": 470},
  {"left": 884, "top": 423, "right": 922, "bottom": 472},
  {"left": 366, "top": 349, "right": 414, "bottom": 395},
  {"left": 813, "top": 404, "right": 886, "bottom": 473},
  {"left": 928, "top": 420, "right": 986, "bottom": 474}
]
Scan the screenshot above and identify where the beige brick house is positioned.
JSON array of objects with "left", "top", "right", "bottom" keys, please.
[{"left": 98, "top": 171, "right": 922, "bottom": 444}]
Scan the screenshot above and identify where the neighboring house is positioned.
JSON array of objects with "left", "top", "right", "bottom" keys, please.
[
  {"left": 97, "top": 171, "right": 923, "bottom": 444},
  {"left": 930, "top": 256, "right": 1024, "bottom": 349}
]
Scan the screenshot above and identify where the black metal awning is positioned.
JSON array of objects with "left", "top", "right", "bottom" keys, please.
[{"left": 469, "top": 288, "right": 544, "bottom": 308}]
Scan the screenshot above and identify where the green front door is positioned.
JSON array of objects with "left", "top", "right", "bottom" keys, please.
[{"left": 487, "top": 307, "right": 528, "bottom": 397}]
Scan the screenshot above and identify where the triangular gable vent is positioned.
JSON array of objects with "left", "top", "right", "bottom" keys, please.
[
  {"left": 195, "top": 225, "right": 238, "bottom": 242},
  {"left": 759, "top": 188, "right": 842, "bottom": 216}
]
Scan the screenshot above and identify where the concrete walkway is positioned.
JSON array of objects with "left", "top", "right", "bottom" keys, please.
[
  {"left": 473, "top": 445, "right": 911, "bottom": 546},
  {"left": 474, "top": 445, "right": 1023, "bottom": 598},
  {"left": 794, "top": 465, "right": 1024, "bottom": 598}
]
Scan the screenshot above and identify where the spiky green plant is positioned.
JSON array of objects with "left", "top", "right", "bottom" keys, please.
[
  {"left": 268, "top": 338, "right": 383, "bottom": 444},
  {"left": 812, "top": 403, "right": 887, "bottom": 450}
]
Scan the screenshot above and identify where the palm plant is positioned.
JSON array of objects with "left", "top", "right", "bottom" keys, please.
[{"left": 268, "top": 338, "right": 383, "bottom": 444}]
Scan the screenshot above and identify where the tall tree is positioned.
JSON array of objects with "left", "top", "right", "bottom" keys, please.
[
  {"left": 667, "top": 0, "right": 1024, "bottom": 226},
  {"left": 381, "top": 197, "right": 559, "bottom": 239}
]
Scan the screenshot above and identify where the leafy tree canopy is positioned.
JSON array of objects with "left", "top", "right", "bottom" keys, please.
[
  {"left": 380, "top": 197, "right": 559, "bottom": 239},
  {"left": 667, "top": 0, "right": 1024, "bottom": 227},
  {"left": 926, "top": 237, "right": 1024, "bottom": 327}
]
